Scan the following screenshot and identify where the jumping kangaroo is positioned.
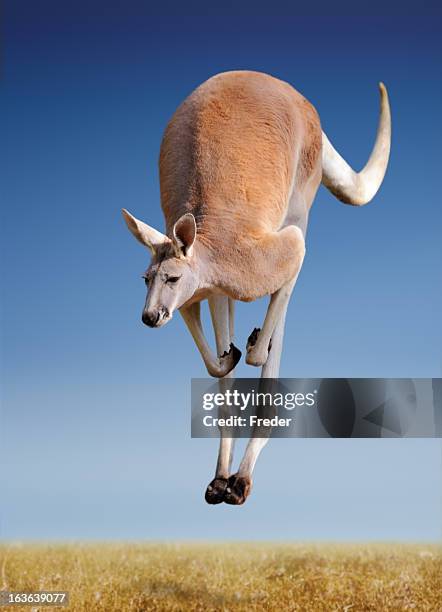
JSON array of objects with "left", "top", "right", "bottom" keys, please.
[{"left": 123, "top": 71, "right": 391, "bottom": 505}]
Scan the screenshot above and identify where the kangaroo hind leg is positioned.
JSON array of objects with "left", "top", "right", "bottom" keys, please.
[
  {"left": 204, "top": 296, "right": 237, "bottom": 504},
  {"left": 225, "top": 309, "right": 288, "bottom": 505}
]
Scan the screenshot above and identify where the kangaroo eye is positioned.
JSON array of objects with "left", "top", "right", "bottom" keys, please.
[
  {"left": 142, "top": 275, "right": 150, "bottom": 286},
  {"left": 166, "top": 276, "right": 181, "bottom": 284}
]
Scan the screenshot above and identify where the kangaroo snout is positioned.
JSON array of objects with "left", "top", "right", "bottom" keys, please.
[{"left": 142, "top": 307, "right": 170, "bottom": 328}]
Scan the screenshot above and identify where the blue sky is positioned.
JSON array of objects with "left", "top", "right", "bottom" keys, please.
[{"left": 1, "top": 1, "right": 441, "bottom": 540}]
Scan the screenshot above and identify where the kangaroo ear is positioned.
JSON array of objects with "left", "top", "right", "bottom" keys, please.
[
  {"left": 122, "top": 209, "right": 169, "bottom": 254},
  {"left": 172, "top": 213, "right": 197, "bottom": 257}
]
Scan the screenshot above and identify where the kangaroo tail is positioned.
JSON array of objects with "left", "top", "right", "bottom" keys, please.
[{"left": 321, "top": 83, "right": 391, "bottom": 206}]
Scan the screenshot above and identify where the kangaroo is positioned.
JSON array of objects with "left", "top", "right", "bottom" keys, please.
[{"left": 123, "top": 70, "right": 391, "bottom": 505}]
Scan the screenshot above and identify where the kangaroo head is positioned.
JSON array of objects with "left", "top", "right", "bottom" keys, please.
[{"left": 122, "top": 209, "right": 200, "bottom": 327}]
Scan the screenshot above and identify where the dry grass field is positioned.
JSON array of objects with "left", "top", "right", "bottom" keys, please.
[{"left": 0, "top": 542, "right": 440, "bottom": 611}]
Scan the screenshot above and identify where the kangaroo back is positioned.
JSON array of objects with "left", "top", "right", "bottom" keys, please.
[{"left": 159, "top": 71, "right": 322, "bottom": 243}]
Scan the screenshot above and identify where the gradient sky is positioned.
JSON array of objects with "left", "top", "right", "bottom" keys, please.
[{"left": 1, "top": 1, "right": 441, "bottom": 540}]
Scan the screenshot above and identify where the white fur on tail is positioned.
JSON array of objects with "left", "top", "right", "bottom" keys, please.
[{"left": 321, "top": 83, "right": 391, "bottom": 206}]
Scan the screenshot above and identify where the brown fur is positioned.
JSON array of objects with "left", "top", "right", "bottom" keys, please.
[{"left": 159, "top": 71, "right": 322, "bottom": 302}]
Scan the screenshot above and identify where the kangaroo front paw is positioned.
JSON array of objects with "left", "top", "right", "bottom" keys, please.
[
  {"left": 205, "top": 477, "right": 228, "bottom": 504},
  {"left": 221, "top": 342, "right": 242, "bottom": 370},
  {"left": 246, "top": 328, "right": 271, "bottom": 367},
  {"left": 208, "top": 343, "right": 242, "bottom": 377},
  {"left": 224, "top": 474, "right": 252, "bottom": 505},
  {"left": 246, "top": 327, "right": 260, "bottom": 350}
]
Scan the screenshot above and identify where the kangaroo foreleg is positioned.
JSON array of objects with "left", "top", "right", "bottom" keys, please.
[
  {"left": 180, "top": 301, "right": 241, "bottom": 378},
  {"left": 246, "top": 227, "right": 305, "bottom": 367}
]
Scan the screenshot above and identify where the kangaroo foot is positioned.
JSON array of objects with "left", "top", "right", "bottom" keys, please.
[
  {"left": 205, "top": 477, "right": 229, "bottom": 504},
  {"left": 224, "top": 474, "right": 252, "bottom": 505}
]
